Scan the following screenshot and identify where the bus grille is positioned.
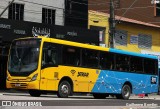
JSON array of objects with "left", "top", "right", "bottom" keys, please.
[
  {"left": 11, "top": 79, "right": 29, "bottom": 82},
  {"left": 10, "top": 83, "right": 27, "bottom": 89}
]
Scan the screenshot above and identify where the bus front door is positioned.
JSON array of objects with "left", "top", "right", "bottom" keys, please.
[{"left": 40, "top": 67, "right": 58, "bottom": 91}]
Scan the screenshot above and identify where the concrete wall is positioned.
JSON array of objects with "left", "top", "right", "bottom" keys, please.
[{"left": 0, "top": 0, "right": 64, "bottom": 26}]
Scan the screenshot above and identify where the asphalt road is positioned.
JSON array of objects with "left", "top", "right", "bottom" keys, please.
[{"left": 0, "top": 91, "right": 160, "bottom": 109}]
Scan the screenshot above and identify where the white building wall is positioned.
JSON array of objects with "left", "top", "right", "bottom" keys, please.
[
  {"left": 0, "top": 0, "right": 9, "bottom": 18},
  {"left": 0, "top": 0, "right": 65, "bottom": 26}
]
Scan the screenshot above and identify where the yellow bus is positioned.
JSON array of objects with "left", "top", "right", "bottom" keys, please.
[{"left": 6, "top": 36, "right": 159, "bottom": 99}]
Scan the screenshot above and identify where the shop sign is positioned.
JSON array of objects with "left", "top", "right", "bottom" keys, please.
[{"left": 0, "top": 24, "right": 11, "bottom": 29}]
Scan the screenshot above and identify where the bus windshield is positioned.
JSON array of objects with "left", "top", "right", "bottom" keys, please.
[{"left": 8, "top": 39, "right": 41, "bottom": 76}]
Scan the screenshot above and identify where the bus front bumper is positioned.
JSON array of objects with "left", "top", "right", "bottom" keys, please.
[{"left": 6, "top": 80, "right": 40, "bottom": 90}]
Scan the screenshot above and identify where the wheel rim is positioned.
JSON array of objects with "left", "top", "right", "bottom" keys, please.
[
  {"left": 123, "top": 86, "right": 130, "bottom": 97},
  {"left": 61, "top": 85, "right": 69, "bottom": 94}
]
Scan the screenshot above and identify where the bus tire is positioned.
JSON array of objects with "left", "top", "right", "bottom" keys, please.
[
  {"left": 57, "top": 81, "right": 71, "bottom": 98},
  {"left": 93, "top": 93, "right": 108, "bottom": 99},
  {"left": 29, "top": 90, "right": 41, "bottom": 97},
  {"left": 120, "top": 84, "right": 131, "bottom": 100}
]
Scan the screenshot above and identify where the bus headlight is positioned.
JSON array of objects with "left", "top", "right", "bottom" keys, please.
[
  {"left": 6, "top": 76, "right": 10, "bottom": 81},
  {"left": 31, "top": 74, "right": 38, "bottom": 81}
]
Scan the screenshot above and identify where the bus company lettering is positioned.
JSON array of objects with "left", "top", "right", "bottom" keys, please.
[{"left": 77, "top": 72, "right": 89, "bottom": 77}]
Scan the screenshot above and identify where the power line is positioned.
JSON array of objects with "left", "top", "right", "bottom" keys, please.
[
  {"left": 115, "top": 5, "right": 154, "bottom": 10},
  {"left": 115, "top": 0, "right": 139, "bottom": 25},
  {"left": 0, "top": 0, "right": 15, "bottom": 17},
  {"left": 1, "top": 0, "right": 159, "bottom": 30},
  {"left": 90, "top": 5, "right": 154, "bottom": 13},
  {"left": 17, "top": 0, "right": 64, "bottom": 10},
  {"left": 0, "top": 7, "right": 96, "bottom": 22},
  {"left": 126, "top": 10, "right": 160, "bottom": 23},
  {"left": 0, "top": 1, "right": 159, "bottom": 41},
  {"left": 1, "top": 0, "right": 89, "bottom": 20},
  {"left": 2, "top": 0, "right": 156, "bottom": 23},
  {"left": 0, "top": 0, "right": 114, "bottom": 22},
  {"left": 0, "top": 0, "right": 159, "bottom": 45},
  {"left": 115, "top": 6, "right": 160, "bottom": 24}
]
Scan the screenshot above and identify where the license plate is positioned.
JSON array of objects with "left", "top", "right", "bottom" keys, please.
[{"left": 15, "top": 83, "right": 21, "bottom": 87}]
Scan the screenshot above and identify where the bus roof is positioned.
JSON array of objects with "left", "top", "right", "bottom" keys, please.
[
  {"left": 109, "top": 48, "right": 158, "bottom": 59},
  {"left": 14, "top": 36, "right": 158, "bottom": 60},
  {"left": 46, "top": 37, "right": 110, "bottom": 52}
]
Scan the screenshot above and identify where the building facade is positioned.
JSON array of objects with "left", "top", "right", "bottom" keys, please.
[
  {"left": 0, "top": 0, "right": 65, "bottom": 25},
  {"left": 89, "top": 0, "right": 160, "bottom": 26},
  {"left": 0, "top": 0, "right": 95, "bottom": 89},
  {"left": 0, "top": 0, "right": 88, "bottom": 28},
  {"left": 65, "top": 0, "right": 88, "bottom": 28},
  {"left": 89, "top": 10, "right": 160, "bottom": 53},
  {"left": 89, "top": 11, "right": 109, "bottom": 47}
]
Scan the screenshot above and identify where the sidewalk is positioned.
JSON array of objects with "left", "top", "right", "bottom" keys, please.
[{"left": 130, "top": 94, "right": 160, "bottom": 100}]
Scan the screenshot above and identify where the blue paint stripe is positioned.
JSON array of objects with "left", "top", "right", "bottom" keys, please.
[{"left": 109, "top": 48, "right": 158, "bottom": 59}]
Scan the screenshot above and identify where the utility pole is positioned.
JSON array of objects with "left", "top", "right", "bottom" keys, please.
[
  {"left": 0, "top": 0, "right": 15, "bottom": 18},
  {"left": 109, "top": 0, "right": 115, "bottom": 48}
]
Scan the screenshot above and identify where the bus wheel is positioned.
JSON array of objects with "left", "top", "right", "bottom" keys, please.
[
  {"left": 93, "top": 93, "right": 108, "bottom": 99},
  {"left": 120, "top": 84, "right": 131, "bottom": 100},
  {"left": 57, "top": 81, "right": 71, "bottom": 98},
  {"left": 29, "top": 90, "right": 41, "bottom": 97}
]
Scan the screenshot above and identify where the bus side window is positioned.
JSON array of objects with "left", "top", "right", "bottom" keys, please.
[
  {"left": 130, "top": 56, "right": 143, "bottom": 73},
  {"left": 48, "top": 50, "right": 57, "bottom": 65},
  {"left": 115, "top": 55, "right": 122, "bottom": 71},
  {"left": 144, "top": 58, "right": 157, "bottom": 75},
  {"left": 62, "top": 45, "right": 80, "bottom": 66},
  {"left": 115, "top": 54, "right": 129, "bottom": 72},
  {"left": 122, "top": 57, "right": 130, "bottom": 71},
  {"left": 82, "top": 49, "right": 99, "bottom": 68},
  {"left": 42, "top": 43, "right": 58, "bottom": 67},
  {"left": 99, "top": 52, "right": 114, "bottom": 70}
]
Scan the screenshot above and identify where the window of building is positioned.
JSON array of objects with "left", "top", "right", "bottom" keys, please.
[
  {"left": 8, "top": 3, "right": 24, "bottom": 20},
  {"left": 115, "top": 30, "right": 128, "bottom": 46},
  {"left": 155, "top": 3, "right": 160, "bottom": 16},
  {"left": 90, "top": 26, "right": 106, "bottom": 44},
  {"left": 42, "top": 8, "right": 55, "bottom": 25},
  {"left": 130, "top": 35, "right": 138, "bottom": 44},
  {"left": 138, "top": 34, "right": 152, "bottom": 49}
]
